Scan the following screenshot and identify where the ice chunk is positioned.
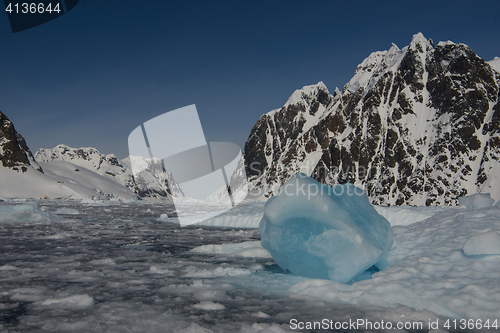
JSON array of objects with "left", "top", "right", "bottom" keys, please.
[
  {"left": 190, "top": 241, "right": 272, "bottom": 258},
  {"left": 463, "top": 231, "right": 500, "bottom": 255},
  {"left": 54, "top": 207, "right": 80, "bottom": 215},
  {"left": 40, "top": 294, "right": 94, "bottom": 309},
  {"left": 182, "top": 266, "right": 255, "bottom": 278},
  {"left": 259, "top": 173, "right": 393, "bottom": 283},
  {"left": 0, "top": 202, "right": 56, "bottom": 223},
  {"left": 192, "top": 301, "right": 225, "bottom": 310},
  {"left": 458, "top": 193, "right": 494, "bottom": 208}
]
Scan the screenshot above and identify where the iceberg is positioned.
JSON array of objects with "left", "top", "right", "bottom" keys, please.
[
  {"left": 259, "top": 173, "right": 393, "bottom": 283},
  {"left": 0, "top": 202, "right": 57, "bottom": 223},
  {"left": 458, "top": 193, "right": 495, "bottom": 209}
]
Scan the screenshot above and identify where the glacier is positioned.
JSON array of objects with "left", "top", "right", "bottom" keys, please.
[{"left": 258, "top": 173, "right": 393, "bottom": 283}]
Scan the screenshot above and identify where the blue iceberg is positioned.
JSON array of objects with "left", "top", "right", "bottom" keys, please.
[{"left": 259, "top": 173, "right": 393, "bottom": 283}]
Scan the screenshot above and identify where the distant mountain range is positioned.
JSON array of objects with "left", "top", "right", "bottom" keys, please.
[
  {"left": 36, "top": 145, "right": 183, "bottom": 199},
  {"left": 0, "top": 112, "right": 181, "bottom": 200},
  {"left": 1, "top": 33, "right": 499, "bottom": 204}
]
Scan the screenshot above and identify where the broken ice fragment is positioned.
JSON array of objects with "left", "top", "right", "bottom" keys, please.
[{"left": 259, "top": 173, "right": 393, "bottom": 283}]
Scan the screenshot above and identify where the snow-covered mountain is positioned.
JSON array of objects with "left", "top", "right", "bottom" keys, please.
[
  {"left": 35, "top": 145, "right": 183, "bottom": 199},
  {"left": 240, "top": 33, "right": 500, "bottom": 205},
  {"left": 0, "top": 111, "right": 136, "bottom": 200}
]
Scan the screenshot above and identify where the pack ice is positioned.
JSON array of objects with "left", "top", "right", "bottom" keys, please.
[
  {"left": 259, "top": 173, "right": 393, "bottom": 283},
  {"left": 0, "top": 201, "right": 57, "bottom": 223}
]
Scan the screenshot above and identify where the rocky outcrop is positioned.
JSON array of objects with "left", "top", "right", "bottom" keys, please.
[{"left": 0, "top": 110, "right": 42, "bottom": 173}]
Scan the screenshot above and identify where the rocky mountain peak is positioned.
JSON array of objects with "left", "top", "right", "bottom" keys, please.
[
  {"left": 239, "top": 33, "right": 500, "bottom": 206},
  {"left": 408, "top": 32, "right": 433, "bottom": 52},
  {"left": 345, "top": 41, "right": 405, "bottom": 94},
  {"left": 281, "top": 81, "right": 330, "bottom": 109},
  {"left": 0, "top": 110, "right": 42, "bottom": 173}
]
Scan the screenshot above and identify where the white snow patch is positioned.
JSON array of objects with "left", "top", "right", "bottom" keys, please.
[
  {"left": 40, "top": 294, "right": 94, "bottom": 309},
  {"left": 253, "top": 311, "right": 271, "bottom": 318},
  {"left": 149, "top": 265, "right": 175, "bottom": 275},
  {"left": 182, "top": 266, "right": 257, "bottom": 278},
  {"left": 374, "top": 204, "right": 447, "bottom": 226},
  {"left": 0, "top": 264, "right": 18, "bottom": 270},
  {"left": 437, "top": 40, "right": 456, "bottom": 47},
  {"left": 463, "top": 231, "right": 500, "bottom": 255},
  {"left": 192, "top": 301, "right": 225, "bottom": 311},
  {"left": 190, "top": 241, "right": 272, "bottom": 258},
  {"left": 487, "top": 56, "right": 500, "bottom": 73},
  {"left": 54, "top": 207, "right": 81, "bottom": 215}
]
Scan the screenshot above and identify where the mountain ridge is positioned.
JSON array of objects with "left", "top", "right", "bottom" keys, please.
[
  {"left": 35, "top": 144, "right": 183, "bottom": 199},
  {"left": 239, "top": 33, "right": 500, "bottom": 206}
]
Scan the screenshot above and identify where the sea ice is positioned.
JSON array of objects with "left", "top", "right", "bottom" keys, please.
[
  {"left": 289, "top": 204, "right": 500, "bottom": 321},
  {"left": 192, "top": 301, "right": 226, "bottom": 311},
  {"left": 259, "top": 173, "right": 393, "bottom": 283},
  {"left": 157, "top": 201, "right": 264, "bottom": 228},
  {"left": 54, "top": 207, "right": 81, "bottom": 215},
  {"left": 463, "top": 231, "right": 500, "bottom": 255},
  {"left": 458, "top": 192, "right": 495, "bottom": 208},
  {"left": 190, "top": 241, "right": 272, "bottom": 258},
  {"left": 40, "top": 294, "right": 94, "bottom": 309},
  {"left": 0, "top": 201, "right": 57, "bottom": 223}
]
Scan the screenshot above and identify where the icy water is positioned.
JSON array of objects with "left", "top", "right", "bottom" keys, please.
[{"left": 0, "top": 201, "right": 380, "bottom": 333}]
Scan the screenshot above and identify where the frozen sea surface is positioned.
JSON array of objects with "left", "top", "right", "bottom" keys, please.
[
  {"left": 0, "top": 200, "right": 494, "bottom": 332},
  {"left": 0, "top": 200, "right": 380, "bottom": 333}
]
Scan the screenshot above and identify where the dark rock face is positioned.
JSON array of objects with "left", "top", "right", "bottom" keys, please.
[
  {"left": 241, "top": 34, "right": 500, "bottom": 206},
  {"left": 0, "top": 111, "right": 42, "bottom": 173}
]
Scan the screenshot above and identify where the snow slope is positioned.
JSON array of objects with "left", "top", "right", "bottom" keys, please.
[
  {"left": 39, "top": 161, "right": 136, "bottom": 200},
  {"left": 488, "top": 57, "right": 500, "bottom": 73},
  {"left": 0, "top": 160, "right": 136, "bottom": 200},
  {"left": 36, "top": 145, "right": 183, "bottom": 199}
]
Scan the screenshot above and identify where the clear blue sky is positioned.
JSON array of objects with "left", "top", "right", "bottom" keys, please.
[{"left": 1, "top": 0, "right": 499, "bottom": 158}]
